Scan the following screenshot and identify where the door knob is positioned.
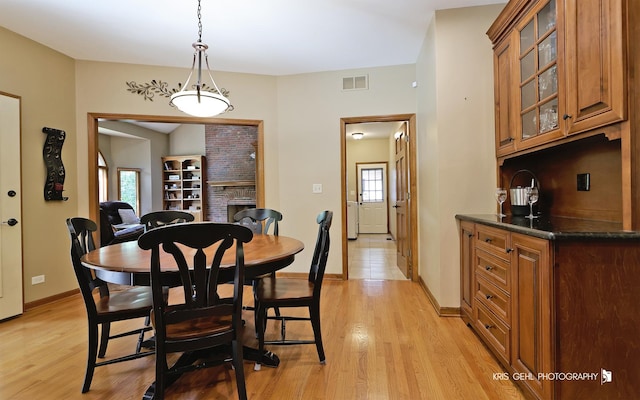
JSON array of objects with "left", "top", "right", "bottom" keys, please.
[
  {"left": 393, "top": 205, "right": 400, "bottom": 208},
  {"left": 2, "top": 218, "right": 18, "bottom": 226}
]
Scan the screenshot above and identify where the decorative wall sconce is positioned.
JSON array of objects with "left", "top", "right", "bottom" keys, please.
[{"left": 42, "top": 127, "right": 68, "bottom": 201}]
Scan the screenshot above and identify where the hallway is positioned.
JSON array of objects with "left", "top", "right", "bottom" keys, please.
[{"left": 348, "top": 233, "right": 407, "bottom": 280}]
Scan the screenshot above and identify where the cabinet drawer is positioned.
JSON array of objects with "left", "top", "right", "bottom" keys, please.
[
  {"left": 475, "top": 249, "right": 510, "bottom": 293},
  {"left": 475, "top": 302, "right": 511, "bottom": 366},
  {"left": 475, "top": 274, "right": 510, "bottom": 325},
  {"left": 475, "top": 225, "right": 511, "bottom": 260}
]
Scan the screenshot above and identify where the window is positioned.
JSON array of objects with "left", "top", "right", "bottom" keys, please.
[
  {"left": 98, "top": 152, "right": 108, "bottom": 202},
  {"left": 117, "top": 168, "right": 141, "bottom": 214},
  {"left": 360, "top": 168, "right": 384, "bottom": 202}
]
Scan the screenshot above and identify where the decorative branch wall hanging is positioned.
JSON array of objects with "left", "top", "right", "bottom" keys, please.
[
  {"left": 125, "top": 80, "right": 234, "bottom": 111},
  {"left": 42, "top": 127, "right": 68, "bottom": 201}
]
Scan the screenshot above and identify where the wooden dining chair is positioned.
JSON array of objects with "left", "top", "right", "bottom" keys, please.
[
  {"left": 254, "top": 210, "right": 333, "bottom": 370},
  {"left": 233, "top": 208, "right": 284, "bottom": 323},
  {"left": 139, "top": 210, "right": 195, "bottom": 231},
  {"left": 66, "top": 217, "right": 155, "bottom": 393},
  {"left": 137, "top": 222, "right": 254, "bottom": 400}
]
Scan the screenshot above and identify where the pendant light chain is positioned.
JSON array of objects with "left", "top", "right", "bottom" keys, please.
[
  {"left": 197, "top": 0, "right": 203, "bottom": 42},
  {"left": 169, "top": 0, "right": 232, "bottom": 117}
]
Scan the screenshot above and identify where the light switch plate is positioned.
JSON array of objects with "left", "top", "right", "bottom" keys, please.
[
  {"left": 312, "top": 184, "right": 323, "bottom": 193},
  {"left": 577, "top": 173, "right": 590, "bottom": 191}
]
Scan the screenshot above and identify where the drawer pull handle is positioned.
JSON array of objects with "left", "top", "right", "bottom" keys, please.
[
  {"left": 485, "top": 324, "right": 494, "bottom": 330},
  {"left": 506, "top": 248, "right": 513, "bottom": 253},
  {"left": 485, "top": 265, "right": 493, "bottom": 271},
  {"left": 486, "top": 294, "right": 493, "bottom": 300},
  {"left": 485, "top": 238, "right": 492, "bottom": 243}
]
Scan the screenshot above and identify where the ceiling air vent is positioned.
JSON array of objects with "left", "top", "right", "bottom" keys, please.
[{"left": 342, "top": 75, "right": 368, "bottom": 91}]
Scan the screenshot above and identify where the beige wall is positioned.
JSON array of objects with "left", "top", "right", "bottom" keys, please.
[
  {"left": 74, "top": 62, "right": 416, "bottom": 277},
  {"left": 74, "top": 61, "right": 281, "bottom": 216},
  {"left": 416, "top": 5, "right": 502, "bottom": 307},
  {"left": 0, "top": 27, "right": 77, "bottom": 303},
  {"left": 275, "top": 66, "right": 417, "bottom": 272},
  {"left": 2, "top": 4, "right": 503, "bottom": 306},
  {"left": 170, "top": 124, "right": 205, "bottom": 155}
]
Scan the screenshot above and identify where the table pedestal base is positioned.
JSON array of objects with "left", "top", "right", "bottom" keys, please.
[{"left": 141, "top": 345, "right": 279, "bottom": 399}]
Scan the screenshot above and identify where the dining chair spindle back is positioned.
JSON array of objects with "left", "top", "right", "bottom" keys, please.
[
  {"left": 233, "top": 208, "right": 282, "bottom": 235},
  {"left": 139, "top": 210, "right": 195, "bottom": 232}
]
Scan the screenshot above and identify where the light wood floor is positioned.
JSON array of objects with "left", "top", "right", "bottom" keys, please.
[{"left": 0, "top": 280, "right": 526, "bottom": 400}]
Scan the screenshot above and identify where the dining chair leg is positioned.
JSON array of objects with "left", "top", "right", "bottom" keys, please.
[
  {"left": 232, "top": 340, "right": 248, "bottom": 400},
  {"left": 98, "top": 322, "right": 110, "bottom": 358},
  {"left": 83, "top": 322, "right": 99, "bottom": 393},
  {"left": 252, "top": 285, "right": 260, "bottom": 338},
  {"left": 309, "top": 303, "right": 325, "bottom": 364},
  {"left": 255, "top": 303, "right": 266, "bottom": 371},
  {"left": 251, "top": 280, "right": 280, "bottom": 337},
  {"left": 136, "top": 316, "right": 151, "bottom": 353},
  {"left": 155, "top": 357, "right": 167, "bottom": 400}
]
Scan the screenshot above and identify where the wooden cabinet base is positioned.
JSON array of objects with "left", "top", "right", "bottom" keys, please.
[
  {"left": 458, "top": 218, "right": 640, "bottom": 400},
  {"left": 553, "top": 240, "right": 640, "bottom": 400}
]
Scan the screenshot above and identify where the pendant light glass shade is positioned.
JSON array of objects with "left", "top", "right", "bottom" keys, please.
[
  {"left": 170, "top": 1, "right": 232, "bottom": 117},
  {"left": 171, "top": 89, "right": 231, "bottom": 117}
]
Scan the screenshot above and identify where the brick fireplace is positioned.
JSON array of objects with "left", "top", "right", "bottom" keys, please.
[
  {"left": 205, "top": 124, "right": 258, "bottom": 222},
  {"left": 208, "top": 187, "right": 256, "bottom": 222},
  {"left": 226, "top": 192, "right": 257, "bottom": 222}
]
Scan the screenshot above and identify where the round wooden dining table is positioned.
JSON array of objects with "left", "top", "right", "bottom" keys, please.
[
  {"left": 81, "top": 233, "right": 305, "bottom": 286},
  {"left": 80, "top": 233, "right": 304, "bottom": 375}
]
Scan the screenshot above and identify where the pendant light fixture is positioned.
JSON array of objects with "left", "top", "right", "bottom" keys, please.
[{"left": 170, "top": 0, "right": 232, "bottom": 117}]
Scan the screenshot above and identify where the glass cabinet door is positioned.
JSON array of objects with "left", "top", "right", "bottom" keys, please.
[{"left": 518, "top": 0, "right": 558, "bottom": 140}]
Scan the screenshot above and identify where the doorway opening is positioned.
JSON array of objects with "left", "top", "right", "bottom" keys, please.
[
  {"left": 340, "top": 114, "right": 417, "bottom": 281},
  {"left": 87, "top": 113, "right": 265, "bottom": 243}
]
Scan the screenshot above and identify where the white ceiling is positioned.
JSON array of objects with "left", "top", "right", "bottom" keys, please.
[{"left": 1, "top": 0, "right": 504, "bottom": 76}]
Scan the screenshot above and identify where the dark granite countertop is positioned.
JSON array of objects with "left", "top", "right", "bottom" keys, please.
[{"left": 455, "top": 214, "right": 640, "bottom": 240}]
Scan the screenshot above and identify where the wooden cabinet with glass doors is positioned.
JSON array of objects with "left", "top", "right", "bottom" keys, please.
[
  {"left": 516, "top": 0, "right": 563, "bottom": 150},
  {"left": 488, "top": 0, "right": 627, "bottom": 157}
]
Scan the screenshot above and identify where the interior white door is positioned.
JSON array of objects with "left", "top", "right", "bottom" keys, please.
[
  {"left": 357, "top": 163, "right": 388, "bottom": 234},
  {"left": 0, "top": 93, "right": 24, "bottom": 320}
]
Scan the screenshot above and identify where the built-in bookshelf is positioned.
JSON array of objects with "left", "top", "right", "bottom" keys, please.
[{"left": 162, "top": 155, "right": 206, "bottom": 221}]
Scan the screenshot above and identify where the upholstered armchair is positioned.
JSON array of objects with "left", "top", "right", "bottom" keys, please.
[{"left": 98, "top": 201, "right": 144, "bottom": 246}]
